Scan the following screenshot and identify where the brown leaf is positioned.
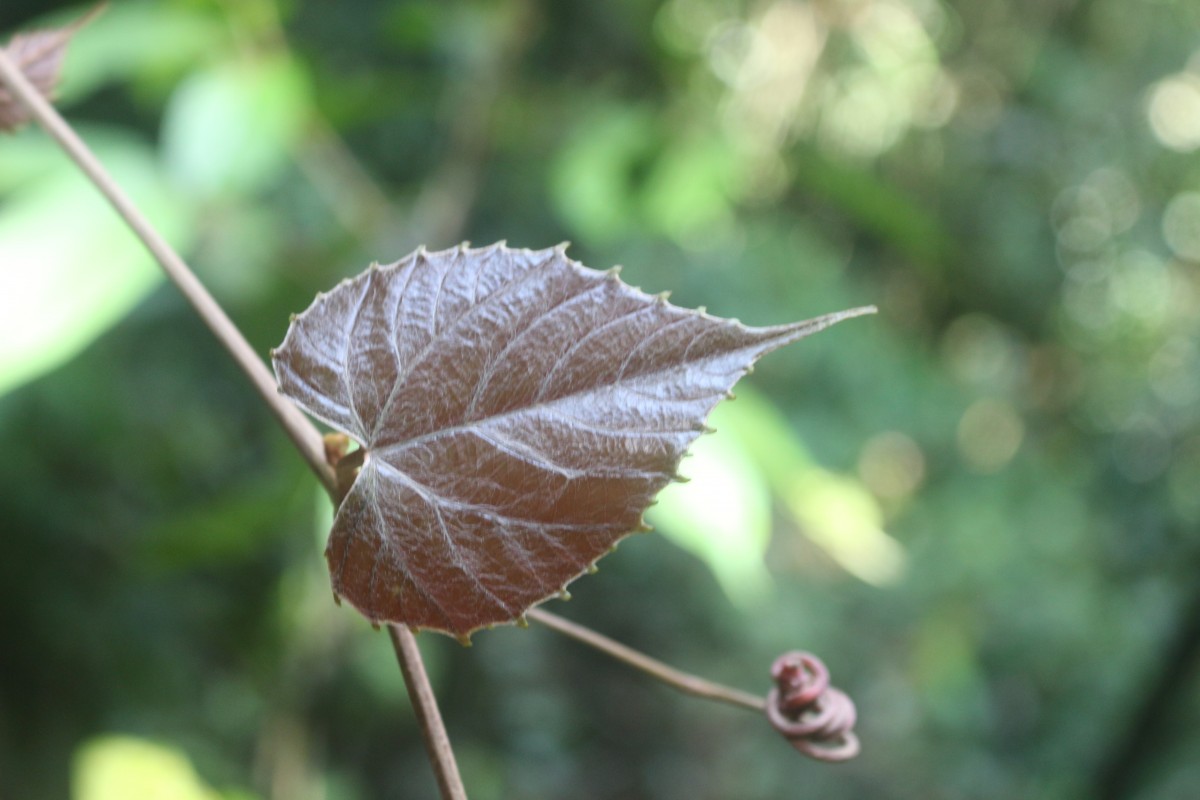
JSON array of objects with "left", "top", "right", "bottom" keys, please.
[
  {"left": 273, "top": 243, "right": 873, "bottom": 638},
  {"left": 0, "top": 6, "right": 103, "bottom": 133}
]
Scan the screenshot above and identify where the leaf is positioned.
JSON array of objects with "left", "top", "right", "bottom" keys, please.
[
  {"left": 0, "top": 6, "right": 102, "bottom": 133},
  {"left": 272, "top": 243, "right": 873, "bottom": 638},
  {"left": 0, "top": 129, "right": 193, "bottom": 397}
]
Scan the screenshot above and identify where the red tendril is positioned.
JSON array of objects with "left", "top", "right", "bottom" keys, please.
[{"left": 766, "top": 651, "right": 860, "bottom": 762}]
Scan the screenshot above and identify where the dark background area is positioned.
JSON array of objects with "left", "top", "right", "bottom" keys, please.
[{"left": 2, "top": 0, "right": 1200, "bottom": 798}]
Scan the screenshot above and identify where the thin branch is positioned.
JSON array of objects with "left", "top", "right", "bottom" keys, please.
[
  {"left": 0, "top": 44, "right": 469, "bottom": 799},
  {"left": 389, "top": 625, "right": 468, "bottom": 800},
  {"left": 0, "top": 46, "right": 336, "bottom": 497},
  {"left": 527, "top": 608, "right": 766, "bottom": 713}
]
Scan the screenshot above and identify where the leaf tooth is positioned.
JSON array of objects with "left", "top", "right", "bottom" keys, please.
[
  {"left": 332, "top": 591, "right": 342, "bottom": 606},
  {"left": 696, "top": 305, "right": 707, "bottom": 315},
  {"left": 725, "top": 390, "right": 737, "bottom": 400},
  {"left": 655, "top": 290, "right": 671, "bottom": 305},
  {"left": 289, "top": 312, "right": 298, "bottom": 322},
  {"left": 458, "top": 240, "right": 471, "bottom": 252},
  {"left": 558, "top": 589, "right": 572, "bottom": 601},
  {"left": 456, "top": 633, "right": 474, "bottom": 647},
  {"left": 555, "top": 241, "right": 571, "bottom": 255},
  {"left": 516, "top": 614, "right": 530, "bottom": 628},
  {"left": 671, "top": 473, "right": 691, "bottom": 484},
  {"left": 634, "top": 521, "right": 654, "bottom": 533},
  {"left": 370, "top": 620, "right": 381, "bottom": 631}
]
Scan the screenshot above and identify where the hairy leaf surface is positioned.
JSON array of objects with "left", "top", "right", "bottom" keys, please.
[{"left": 273, "top": 243, "right": 872, "bottom": 637}]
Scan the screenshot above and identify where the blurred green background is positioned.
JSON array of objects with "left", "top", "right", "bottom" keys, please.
[{"left": 2, "top": 0, "right": 1199, "bottom": 797}]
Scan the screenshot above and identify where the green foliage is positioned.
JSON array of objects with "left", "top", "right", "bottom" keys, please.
[{"left": 3, "top": 0, "right": 1200, "bottom": 797}]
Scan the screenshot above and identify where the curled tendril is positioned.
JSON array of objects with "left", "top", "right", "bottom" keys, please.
[{"left": 766, "top": 651, "right": 860, "bottom": 762}]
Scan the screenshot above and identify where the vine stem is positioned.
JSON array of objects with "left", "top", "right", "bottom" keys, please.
[
  {"left": 527, "top": 608, "right": 766, "bottom": 713},
  {"left": 0, "top": 47, "right": 466, "bottom": 800},
  {"left": 0, "top": 47, "right": 335, "bottom": 497}
]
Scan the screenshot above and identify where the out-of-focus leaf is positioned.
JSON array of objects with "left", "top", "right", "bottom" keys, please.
[
  {"left": 640, "top": 134, "right": 737, "bottom": 243},
  {"left": 0, "top": 130, "right": 192, "bottom": 396},
  {"left": 72, "top": 736, "right": 228, "bottom": 800},
  {"left": 57, "top": 1, "right": 227, "bottom": 102},
  {"left": 161, "top": 54, "right": 309, "bottom": 198},
  {"left": 719, "top": 387, "right": 906, "bottom": 586},
  {"left": 0, "top": 7, "right": 100, "bottom": 133},
  {"left": 649, "top": 422, "right": 774, "bottom": 606},
  {"left": 272, "top": 242, "right": 872, "bottom": 637},
  {"left": 550, "top": 108, "right": 657, "bottom": 243}
]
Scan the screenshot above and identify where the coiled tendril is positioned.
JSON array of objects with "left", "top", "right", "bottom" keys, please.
[{"left": 766, "top": 651, "right": 860, "bottom": 762}]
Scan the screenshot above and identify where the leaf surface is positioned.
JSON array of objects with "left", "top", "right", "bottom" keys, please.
[
  {"left": 0, "top": 8, "right": 100, "bottom": 133},
  {"left": 273, "top": 243, "right": 872, "bottom": 637}
]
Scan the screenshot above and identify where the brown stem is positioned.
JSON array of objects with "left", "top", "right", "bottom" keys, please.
[
  {"left": 526, "top": 608, "right": 766, "bottom": 713},
  {"left": 0, "top": 44, "right": 467, "bottom": 799},
  {"left": 389, "top": 626, "right": 468, "bottom": 800},
  {"left": 0, "top": 47, "right": 336, "bottom": 498}
]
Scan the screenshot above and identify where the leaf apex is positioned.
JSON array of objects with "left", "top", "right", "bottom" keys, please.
[{"left": 586, "top": 563, "right": 599, "bottom": 574}]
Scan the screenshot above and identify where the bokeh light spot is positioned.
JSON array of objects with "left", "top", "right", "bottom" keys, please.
[
  {"left": 858, "top": 431, "right": 927, "bottom": 500},
  {"left": 1163, "top": 191, "right": 1200, "bottom": 261},
  {"left": 957, "top": 398, "right": 1024, "bottom": 473},
  {"left": 1147, "top": 72, "right": 1200, "bottom": 152}
]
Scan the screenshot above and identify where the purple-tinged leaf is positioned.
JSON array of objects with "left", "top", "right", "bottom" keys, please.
[{"left": 273, "top": 243, "right": 872, "bottom": 638}]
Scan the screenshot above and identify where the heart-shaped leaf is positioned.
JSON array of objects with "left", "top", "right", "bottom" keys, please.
[{"left": 273, "top": 243, "right": 872, "bottom": 638}]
